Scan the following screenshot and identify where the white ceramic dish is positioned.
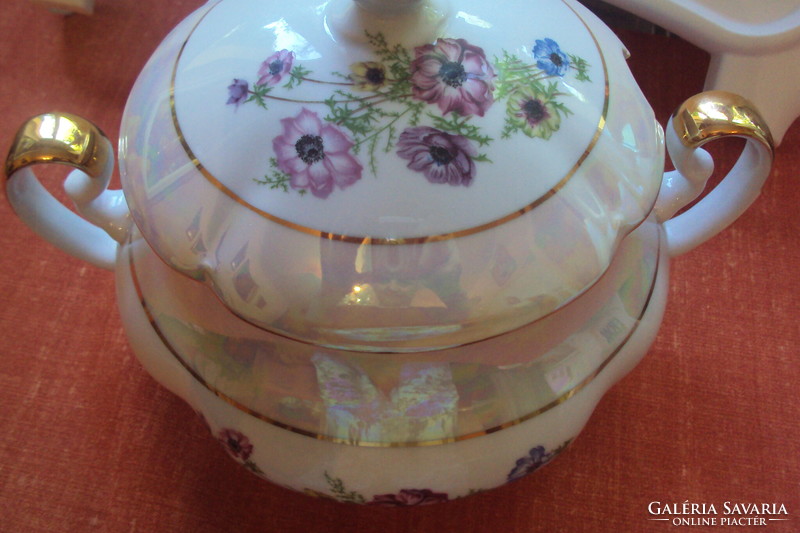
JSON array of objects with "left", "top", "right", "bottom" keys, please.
[{"left": 3, "top": 0, "right": 774, "bottom": 502}]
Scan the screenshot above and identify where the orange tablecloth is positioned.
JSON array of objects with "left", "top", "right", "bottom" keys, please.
[{"left": 1, "top": 1, "right": 798, "bottom": 531}]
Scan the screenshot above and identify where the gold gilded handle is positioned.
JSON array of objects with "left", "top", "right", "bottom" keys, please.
[
  {"left": 672, "top": 90, "right": 774, "bottom": 156},
  {"left": 659, "top": 91, "right": 775, "bottom": 256},
  {"left": 5, "top": 112, "right": 112, "bottom": 180},
  {"left": 4, "top": 112, "right": 123, "bottom": 270}
]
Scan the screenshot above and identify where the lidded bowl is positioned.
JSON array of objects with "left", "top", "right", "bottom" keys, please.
[
  {"left": 119, "top": 0, "right": 664, "bottom": 352},
  {"left": 4, "top": 0, "right": 774, "bottom": 502}
]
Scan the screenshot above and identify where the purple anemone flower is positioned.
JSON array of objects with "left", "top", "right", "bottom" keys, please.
[
  {"left": 217, "top": 428, "right": 254, "bottom": 461},
  {"left": 533, "top": 38, "right": 570, "bottom": 77},
  {"left": 226, "top": 79, "right": 249, "bottom": 107},
  {"left": 257, "top": 49, "right": 295, "bottom": 86},
  {"left": 396, "top": 126, "right": 477, "bottom": 186},
  {"left": 368, "top": 489, "right": 450, "bottom": 506},
  {"left": 272, "top": 108, "right": 362, "bottom": 198},
  {"left": 410, "top": 38, "right": 496, "bottom": 117}
]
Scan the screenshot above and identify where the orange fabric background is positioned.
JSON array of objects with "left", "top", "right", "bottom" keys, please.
[{"left": 1, "top": 1, "right": 798, "bottom": 531}]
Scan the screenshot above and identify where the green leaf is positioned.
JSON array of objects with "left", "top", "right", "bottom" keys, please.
[
  {"left": 284, "top": 64, "right": 313, "bottom": 89},
  {"left": 253, "top": 158, "right": 303, "bottom": 194},
  {"left": 324, "top": 472, "right": 366, "bottom": 504},
  {"left": 568, "top": 54, "right": 591, "bottom": 82},
  {"left": 247, "top": 84, "right": 273, "bottom": 109},
  {"left": 428, "top": 113, "right": 493, "bottom": 146}
]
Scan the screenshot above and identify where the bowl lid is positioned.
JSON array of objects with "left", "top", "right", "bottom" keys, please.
[{"left": 119, "top": 0, "right": 664, "bottom": 350}]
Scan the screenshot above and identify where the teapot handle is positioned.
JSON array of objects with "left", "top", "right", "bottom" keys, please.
[
  {"left": 655, "top": 91, "right": 774, "bottom": 257},
  {"left": 4, "top": 113, "right": 129, "bottom": 270}
]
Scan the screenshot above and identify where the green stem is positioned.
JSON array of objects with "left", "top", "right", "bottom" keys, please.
[
  {"left": 351, "top": 104, "right": 413, "bottom": 150},
  {"left": 298, "top": 76, "right": 353, "bottom": 86},
  {"left": 247, "top": 90, "right": 391, "bottom": 106},
  {"left": 336, "top": 93, "right": 413, "bottom": 124}
]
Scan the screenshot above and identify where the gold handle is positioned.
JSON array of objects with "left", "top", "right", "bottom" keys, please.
[
  {"left": 4, "top": 112, "right": 121, "bottom": 270},
  {"left": 5, "top": 112, "right": 111, "bottom": 180},
  {"left": 661, "top": 91, "right": 775, "bottom": 256},
  {"left": 672, "top": 90, "right": 774, "bottom": 156}
]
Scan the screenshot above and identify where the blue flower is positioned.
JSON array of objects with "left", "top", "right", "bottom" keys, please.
[
  {"left": 533, "top": 38, "right": 570, "bottom": 77},
  {"left": 507, "top": 445, "right": 551, "bottom": 482}
]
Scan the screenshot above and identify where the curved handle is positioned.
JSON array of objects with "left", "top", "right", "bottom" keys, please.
[
  {"left": 654, "top": 91, "right": 774, "bottom": 257},
  {"left": 4, "top": 113, "right": 130, "bottom": 270}
]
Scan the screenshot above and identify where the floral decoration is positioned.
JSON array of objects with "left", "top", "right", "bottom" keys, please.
[
  {"left": 533, "top": 38, "right": 570, "bottom": 77},
  {"left": 257, "top": 49, "right": 295, "bottom": 86},
  {"left": 271, "top": 108, "right": 363, "bottom": 198},
  {"left": 350, "top": 61, "right": 389, "bottom": 91},
  {"left": 507, "top": 439, "right": 572, "bottom": 482},
  {"left": 217, "top": 427, "right": 265, "bottom": 476},
  {"left": 228, "top": 33, "right": 591, "bottom": 197},
  {"left": 396, "top": 126, "right": 477, "bottom": 186},
  {"left": 409, "top": 37, "right": 496, "bottom": 118},
  {"left": 506, "top": 85, "right": 563, "bottom": 140},
  {"left": 306, "top": 472, "right": 452, "bottom": 505},
  {"left": 226, "top": 79, "right": 249, "bottom": 108},
  {"left": 369, "top": 488, "right": 450, "bottom": 506},
  {"left": 218, "top": 428, "right": 253, "bottom": 460}
]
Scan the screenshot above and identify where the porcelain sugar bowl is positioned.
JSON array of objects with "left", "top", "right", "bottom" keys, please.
[{"left": 4, "top": 0, "right": 773, "bottom": 503}]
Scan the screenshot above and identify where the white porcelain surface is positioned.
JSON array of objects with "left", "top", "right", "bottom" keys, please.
[
  {"left": 115, "top": 223, "right": 670, "bottom": 498},
  {"left": 172, "top": 0, "right": 607, "bottom": 238},
  {"left": 117, "top": 0, "right": 667, "bottom": 348},
  {"left": 118, "top": 216, "right": 660, "bottom": 445}
]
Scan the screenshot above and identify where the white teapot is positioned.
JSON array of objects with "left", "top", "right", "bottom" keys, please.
[{"left": 4, "top": 0, "right": 773, "bottom": 503}]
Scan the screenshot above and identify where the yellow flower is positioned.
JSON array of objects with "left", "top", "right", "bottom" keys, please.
[{"left": 350, "top": 61, "right": 388, "bottom": 91}]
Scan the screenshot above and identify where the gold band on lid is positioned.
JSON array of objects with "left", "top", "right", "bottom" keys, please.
[
  {"left": 127, "top": 231, "right": 663, "bottom": 447},
  {"left": 4, "top": 112, "right": 111, "bottom": 179},
  {"left": 166, "top": 0, "right": 611, "bottom": 246},
  {"left": 672, "top": 90, "right": 775, "bottom": 155}
]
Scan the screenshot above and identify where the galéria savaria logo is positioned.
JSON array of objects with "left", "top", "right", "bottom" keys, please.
[{"left": 648, "top": 501, "right": 791, "bottom": 527}]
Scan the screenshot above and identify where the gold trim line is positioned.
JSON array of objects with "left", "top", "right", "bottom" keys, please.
[
  {"left": 128, "top": 235, "right": 662, "bottom": 447},
  {"left": 167, "top": 0, "right": 611, "bottom": 245}
]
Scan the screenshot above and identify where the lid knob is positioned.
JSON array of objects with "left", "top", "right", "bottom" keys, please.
[
  {"left": 328, "top": 0, "right": 451, "bottom": 45},
  {"left": 353, "top": 0, "right": 423, "bottom": 15}
]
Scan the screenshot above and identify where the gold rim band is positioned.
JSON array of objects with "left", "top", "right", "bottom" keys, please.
[
  {"left": 128, "top": 236, "right": 662, "bottom": 447},
  {"left": 167, "top": 0, "right": 611, "bottom": 245},
  {"left": 4, "top": 112, "right": 111, "bottom": 180},
  {"left": 672, "top": 90, "right": 774, "bottom": 156}
]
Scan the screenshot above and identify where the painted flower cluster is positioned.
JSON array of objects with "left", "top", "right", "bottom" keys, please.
[
  {"left": 216, "top": 427, "right": 265, "bottom": 476},
  {"left": 304, "top": 472, "right": 451, "bottom": 505},
  {"left": 213, "top": 424, "right": 571, "bottom": 504},
  {"left": 507, "top": 439, "right": 573, "bottom": 482},
  {"left": 227, "top": 33, "right": 590, "bottom": 198},
  {"left": 303, "top": 439, "right": 572, "bottom": 504}
]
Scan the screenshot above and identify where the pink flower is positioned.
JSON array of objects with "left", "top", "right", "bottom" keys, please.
[
  {"left": 257, "top": 49, "right": 295, "bottom": 86},
  {"left": 368, "top": 488, "right": 449, "bottom": 506},
  {"left": 396, "top": 126, "right": 477, "bottom": 186},
  {"left": 217, "top": 428, "right": 254, "bottom": 461},
  {"left": 410, "top": 38, "right": 496, "bottom": 117},
  {"left": 272, "top": 108, "right": 363, "bottom": 198}
]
